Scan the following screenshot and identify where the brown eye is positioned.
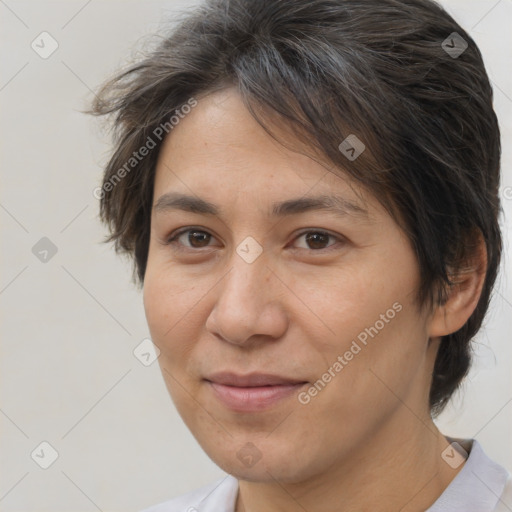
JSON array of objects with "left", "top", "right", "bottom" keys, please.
[
  {"left": 294, "top": 231, "right": 339, "bottom": 251},
  {"left": 305, "top": 232, "right": 330, "bottom": 249},
  {"left": 186, "top": 230, "right": 211, "bottom": 248},
  {"left": 166, "top": 228, "right": 215, "bottom": 249}
]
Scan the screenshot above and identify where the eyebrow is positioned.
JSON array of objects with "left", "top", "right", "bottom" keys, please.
[{"left": 153, "top": 192, "right": 370, "bottom": 220}]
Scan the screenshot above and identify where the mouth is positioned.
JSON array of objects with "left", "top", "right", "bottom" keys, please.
[{"left": 204, "top": 372, "right": 309, "bottom": 412}]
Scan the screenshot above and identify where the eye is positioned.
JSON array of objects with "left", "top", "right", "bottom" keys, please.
[
  {"left": 292, "top": 230, "right": 342, "bottom": 251},
  {"left": 165, "top": 228, "right": 218, "bottom": 249},
  {"left": 164, "top": 228, "right": 344, "bottom": 252}
]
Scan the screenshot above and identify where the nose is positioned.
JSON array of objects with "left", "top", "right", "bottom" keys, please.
[{"left": 205, "top": 254, "right": 289, "bottom": 347}]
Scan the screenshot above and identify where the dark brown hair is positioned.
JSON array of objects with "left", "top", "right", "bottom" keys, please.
[{"left": 91, "top": 0, "right": 502, "bottom": 416}]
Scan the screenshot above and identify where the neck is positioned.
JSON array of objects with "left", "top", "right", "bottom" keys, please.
[{"left": 235, "top": 411, "right": 465, "bottom": 512}]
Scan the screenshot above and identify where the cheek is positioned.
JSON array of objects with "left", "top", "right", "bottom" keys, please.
[
  {"left": 143, "top": 279, "right": 188, "bottom": 378},
  {"left": 297, "top": 263, "right": 402, "bottom": 354},
  {"left": 309, "top": 299, "right": 429, "bottom": 430},
  {"left": 143, "top": 261, "right": 220, "bottom": 380},
  {"left": 143, "top": 276, "right": 172, "bottom": 341},
  {"left": 143, "top": 259, "right": 199, "bottom": 337},
  {"left": 143, "top": 271, "right": 199, "bottom": 402},
  {"left": 301, "top": 249, "right": 425, "bottom": 397}
]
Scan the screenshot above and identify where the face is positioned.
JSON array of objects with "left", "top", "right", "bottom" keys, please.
[{"left": 143, "top": 87, "right": 437, "bottom": 484}]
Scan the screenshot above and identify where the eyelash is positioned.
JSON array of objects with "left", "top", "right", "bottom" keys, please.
[{"left": 164, "top": 227, "right": 345, "bottom": 253}]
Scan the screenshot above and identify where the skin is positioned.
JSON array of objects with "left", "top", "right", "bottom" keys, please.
[{"left": 143, "top": 87, "right": 486, "bottom": 512}]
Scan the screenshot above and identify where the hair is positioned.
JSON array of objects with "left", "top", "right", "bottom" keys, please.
[{"left": 90, "top": 0, "right": 502, "bottom": 416}]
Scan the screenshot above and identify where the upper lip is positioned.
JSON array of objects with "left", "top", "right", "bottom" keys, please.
[{"left": 205, "top": 372, "right": 307, "bottom": 387}]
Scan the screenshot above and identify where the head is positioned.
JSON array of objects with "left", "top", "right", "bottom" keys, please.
[{"left": 91, "top": 0, "right": 501, "bottom": 483}]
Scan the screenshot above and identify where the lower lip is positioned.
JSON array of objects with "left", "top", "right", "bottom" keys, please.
[{"left": 207, "top": 381, "right": 307, "bottom": 412}]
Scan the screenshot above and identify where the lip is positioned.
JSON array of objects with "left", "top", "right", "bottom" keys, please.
[
  {"left": 205, "top": 371, "right": 307, "bottom": 387},
  {"left": 204, "top": 372, "right": 308, "bottom": 412}
]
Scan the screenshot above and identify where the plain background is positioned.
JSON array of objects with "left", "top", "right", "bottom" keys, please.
[{"left": 1, "top": 1, "right": 511, "bottom": 510}]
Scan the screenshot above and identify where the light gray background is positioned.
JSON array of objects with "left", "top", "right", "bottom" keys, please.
[{"left": 1, "top": 1, "right": 511, "bottom": 511}]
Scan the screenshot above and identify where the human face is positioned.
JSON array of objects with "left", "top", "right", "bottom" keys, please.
[{"left": 143, "top": 87, "right": 436, "bottom": 483}]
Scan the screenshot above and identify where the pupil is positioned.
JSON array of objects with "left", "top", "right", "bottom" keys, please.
[{"left": 306, "top": 232, "right": 328, "bottom": 249}]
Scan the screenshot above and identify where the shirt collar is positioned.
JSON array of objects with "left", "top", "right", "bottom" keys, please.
[{"left": 426, "top": 438, "right": 510, "bottom": 512}]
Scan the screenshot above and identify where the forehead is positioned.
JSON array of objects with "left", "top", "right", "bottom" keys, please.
[{"left": 153, "top": 87, "right": 377, "bottom": 219}]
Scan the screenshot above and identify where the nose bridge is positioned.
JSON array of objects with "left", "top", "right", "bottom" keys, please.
[
  {"left": 221, "top": 230, "right": 270, "bottom": 298},
  {"left": 206, "top": 245, "right": 287, "bottom": 345},
  {"left": 222, "top": 248, "right": 271, "bottom": 313}
]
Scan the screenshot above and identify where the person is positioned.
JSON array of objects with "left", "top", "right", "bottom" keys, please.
[{"left": 90, "top": 0, "right": 512, "bottom": 510}]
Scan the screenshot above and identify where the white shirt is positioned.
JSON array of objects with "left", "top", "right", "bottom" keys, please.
[{"left": 141, "top": 439, "right": 512, "bottom": 512}]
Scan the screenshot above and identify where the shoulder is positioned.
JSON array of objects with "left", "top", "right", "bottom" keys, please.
[{"left": 139, "top": 475, "right": 239, "bottom": 512}]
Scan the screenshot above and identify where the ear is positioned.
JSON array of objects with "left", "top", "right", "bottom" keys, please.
[{"left": 429, "top": 231, "right": 487, "bottom": 338}]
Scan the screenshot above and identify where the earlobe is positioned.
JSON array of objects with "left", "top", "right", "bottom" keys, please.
[{"left": 428, "top": 233, "right": 487, "bottom": 338}]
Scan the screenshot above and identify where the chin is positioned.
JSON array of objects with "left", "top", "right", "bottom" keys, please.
[{"left": 200, "top": 437, "right": 316, "bottom": 484}]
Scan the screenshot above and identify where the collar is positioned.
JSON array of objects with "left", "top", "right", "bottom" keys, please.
[{"left": 426, "top": 438, "right": 510, "bottom": 512}]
